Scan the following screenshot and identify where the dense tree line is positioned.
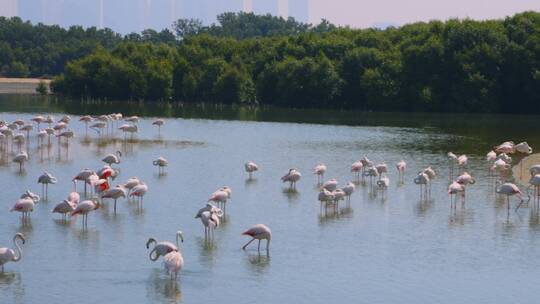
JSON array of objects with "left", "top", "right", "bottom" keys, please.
[{"left": 3, "top": 12, "right": 540, "bottom": 113}]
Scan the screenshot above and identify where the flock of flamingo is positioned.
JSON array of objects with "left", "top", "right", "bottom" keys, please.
[{"left": 0, "top": 113, "right": 538, "bottom": 281}]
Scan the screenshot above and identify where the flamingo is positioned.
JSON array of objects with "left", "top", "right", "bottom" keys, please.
[
  {"left": 318, "top": 188, "right": 335, "bottom": 206},
  {"left": 13, "top": 134, "right": 25, "bottom": 152},
  {"left": 20, "top": 190, "right": 40, "bottom": 203},
  {"left": 351, "top": 161, "right": 363, "bottom": 181},
  {"left": 58, "top": 115, "right": 71, "bottom": 124},
  {"left": 448, "top": 152, "right": 458, "bottom": 179},
  {"left": 341, "top": 182, "right": 355, "bottom": 201},
  {"left": 497, "top": 183, "right": 524, "bottom": 214},
  {"left": 102, "top": 151, "right": 121, "bottom": 166},
  {"left": 10, "top": 198, "right": 35, "bottom": 221},
  {"left": 448, "top": 181, "right": 465, "bottom": 207},
  {"left": 53, "top": 122, "right": 67, "bottom": 133},
  {"left": 37, "top": 171, "right": 57, "bottom": 200},
  {"left": 79, "top": 115, "right": 93, "bottom": 134},
  {"left": 332, "top": 188, "right": 346, "bottom": 205},
  {"left": 281, "top": 168, "right": 302, "bottom": 189},
  {"left": 90, "top": 121, "right": 106, "bottom": 137},
  {"left": 242, "top": 224, "right": 272, "bottom": 253},
  {"left": 195, "top": 203, "right": 224, "bottom": 219},
  {"left": 422, "top": 166, "right": 436, "bottom": 196},
  {"left": 153, "top": 157, "right": 168, "bottom": 174},
  {"left": 97, "top": 165, "right": 118, "bottom": 181},
  {"left": 123, "top": 177, "right": 141, "bottom": 195},
  {"left": 73, "top": 168, "right": 95, "bottom": 195},
  {"left": 152, "top": 119, "right": 164, "bottom": 134},
  {"left": 321, "top": 178, "right": 338, "bottom": 191},
  {"left": 456, "top": 172, "right": 475, "bottom": 185},
  {"left": 198, "top": 210, "right": 220, "bottom": 239},
  {"left": 52, "top": 200, "right": 77, "bottom": 220},
  {"left": 13, "top": 151, "right": 28, "bottom": 172},
  {"left": 414, "top": 172, "right": 430, "bottom": 200},
  {"left": 457, "top": 155, "right": 468, "bottom": 171},
  {"left": 494, "top": 141, "right": 515, "bottom": 154},
  {"left": 527, "top": 174, "right": 540, "bottom": 206},
  {"left": 376, "top": 176, "right": 390, "bottom": 191},
  {"left": 515, "top": 142, "right": 533, "bottom": 154},
  {"left": 245, "top": 161, "right": 259, "bottom": 179},
  {"left": 208, "top": 186, "right": 232, "bottom": 211},
  {"left": 56, "top": 130, "right": 74, "bottom": 146},
  {"left": 102, "top": 185, "right": 127, "bottom": 213},
  {"left": 314, "top": 163, "right": 327, "bottom": 184},
  {"left": 119, "top": 124, "right": 138, "bottom": 139},
  {"left": 0, "top": 233, "right": 25, "bottom": 272},
  {"left": 363, "top": 166, "right": 379, "bottom": 187},
  {"left": 396, "top": 160, "right": 406, "bottom": 183},
  {"left": 20, "top": 124, "right": 32, "bottom": 141},
  {"left": 163, "top": 251, "right": 184, "bottom": 280},
  {"left": 72, "top": 200, "right": 101, "bottom": 227},
  {"left": 44, "top": 115, "right": 54, "bottom": 127},
  {"left": 31, "top": 115, "right": 45, "bottom": 131},
  {"left": 67, "top": 191, "right": 80, "bottom": 204},
  {"left": 375, "top": 162, "right": 388, "bottom": 177},
  {"left": 125, "top": 116, "right": 139, "bottom": 124},
  {"left": 146, "top": 231, "right": 183, "bottom": 261},
  {"left": 129, "top": 183, "right": 148, "bottom": 206}
]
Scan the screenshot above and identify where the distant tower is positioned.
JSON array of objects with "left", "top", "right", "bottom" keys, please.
[
  {"left": 289, "top": 0, "right": 308, "bottom": 23},
  {"left": 0, "top": 0, "right": 18, "bottom": 17},
  {"left": 99, "top": 0, "right": 104, "bottom": 29},
  {"left": 252, "top": 0, "right": 278, "bottom": 16},
  {"left": 243, "top": 0, "right": 253, "bottom": 13}
]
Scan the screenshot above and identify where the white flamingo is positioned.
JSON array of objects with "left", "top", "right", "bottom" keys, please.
[
  {"left": 242, "top": 224, "right": 272, "bottom": 253},
  {"left": 0, "top": 233, "right": 25, "bottom": 272}
]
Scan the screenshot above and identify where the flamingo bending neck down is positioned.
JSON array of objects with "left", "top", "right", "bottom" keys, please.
[{"left": 242, "top": 224, "right": 272, "bottom": 253}]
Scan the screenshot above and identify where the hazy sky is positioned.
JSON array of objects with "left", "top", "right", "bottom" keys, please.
[{"left": 309, "top": 0, "right": 540, "bottom": 27}]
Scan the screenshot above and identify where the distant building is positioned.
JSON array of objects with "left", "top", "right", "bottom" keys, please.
[
  {"left": 252, "top": 0, "right": 278, "bottom": 16},
  {"left": 0, "top": 0, "right": 18, "bottom": 18},
  {"left": 288, "top": 0, "right": 309, "bottom": 23}
]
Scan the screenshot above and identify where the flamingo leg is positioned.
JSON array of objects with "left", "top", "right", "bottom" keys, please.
[{"left": 242, "top": 238, "right": 255, "bottom": 250}]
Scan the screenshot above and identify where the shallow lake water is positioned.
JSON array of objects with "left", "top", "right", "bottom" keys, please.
[{"left": 1, "top": 96, "right": 540, "bottom": 304}]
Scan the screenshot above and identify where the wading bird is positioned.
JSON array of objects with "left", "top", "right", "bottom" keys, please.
[
  {"left": 242, "top": 224, "right": 272, "bottom": 253},
  {"left": 163, "top": 251, "right": 184, "bottom": 280},
  {"left": 102, "top": 151, "right": 122, "bottom": 166},
  {"left": 396, "top": 160, "right": 406, "bottom": 183},
  {"left": 10, "top": 198, "right": 35, "bottom": 222},
  {"left": 153, "top": 157, "right": 168, "bottom": 174},
  {"left": 245, "top": 161, "right": 259, "bottom": 179},
  {"left": 37, "top": 171, "right": 57, "bottom": 200},
  {"left": 72, "top": 200, "right": 101, "bottom": 227},
  {"left": 281, "top": 168, "right": 301, "bottom": 189},
  {"left": 314, "top": 163, "right": 327, "bottom": 184},
  {"left": 0, "top": 233, "right": 25, "bottom": 272},
  {"left": 152, "top": 119, "right": 164, "bottom": 134},
  {"left": 146, "top": 231, "right": 183, "bottom": 262}
]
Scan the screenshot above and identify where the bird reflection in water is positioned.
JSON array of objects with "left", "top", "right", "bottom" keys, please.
[
  {"left": 146, "top": 269, "right": 182, "bottom": 304},
  {"left": 319, "top": 206, "right": 353, "bottom": 225},
  {"left": 415, "top": 199, "right": 434, "bottom": 217},
  {"left": 282, "top": 188, "right": 300, "bottom": 202},
  {"left": 245, "top": 252, "right": 271, "bottom": 274}
]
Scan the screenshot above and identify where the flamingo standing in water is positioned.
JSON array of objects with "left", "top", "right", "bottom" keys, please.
[
  {"left": 20, "top": 190, "right": 40, "bottom": 203},
  {"left": 102, "top": 151, "right": 121, "bottom": 166},
  {"left": 73, "top": 168, "right": 95, "bottom": 195},
  {"left": 119, "top": 124, "right": 138, "bottom": 139},
  {"left": 0, "top": 233, "right": 25, "bottom": 272},
  {"left": 146, "top": 231, "right": 183, "bottom": 261},
  {"left": 37, "top": 171, "right": 57, "bottom": 200},
  {"left": 321, "top": 178, "right": 338, "bottom": 191},
  {"left": 414, "top": 172, "right": 430, "bottom": 200},
  {"left": 314, "top": 163, "right": 327, "bottom": 184},
  {"left": 341, "top": 182, "right": 355, "bottom": 202},
  {"left": 281, "top": 168, "right": 301, "bottom": 190},
  {"left": 351, "top": 161, "right": 363, "bottom": 182},
  {"left": 31, "top": 115, "right": 45, "bottom": 131},
  {"left": 422, "top": 166, "right": 436, "bottom": 196},
  {"left": 153, "top": 157, "right": 168, "bottom": 174},
  {"left": 496, "top": 183, "right": 524, "bottom": 215},
  {"left": 447, "top": 152, "right": 458, "bottom": 179},
  {"left": 494, "top": 141, "right": 515, "bottom": 154},
  {"left": 396, "top": 160, "right": 406, "bottom": 183},
  {"left": 123, "top": 177, "right": 141, "bottom": 196},
  {"left": 102, "top": 185, "right": 127, "bottom": 213},
  {"left": 52, "top": 200, "right": 77, "bottom": 221},
  {"left": 245, "top": 161, "right": 259, "bottom": 179},
  {"left": 13, "top": 151, "right": 28, "bottom": 172},
  {"left": 448, "top": 181, "right": 465, "bottom": 207},
  {"left": 163, "top": 251, "right": 184, "bottom": 280},
  {"left": 79, "top": 115, "right": 93, "bottom": 134},
  {"left": 363, "top": 166, "right": 379, "bottom": 188},
  {"left": 72, "top": 200, "right": 101, "bottom": 227},
  {"left": 10, "top": 198, "right": 35, "bottom": 222},
  {"left": 242, "top": 224, "right": 272, "bottom": 253},
  {"left": 376, "top": 176, "right": 390, "bottom": 198},
  {"left": 129, "top": 183, "right": 148, "bottom": 207},
  {"left": 198, "top": 210, "right": 220, "bottom": 240},
  {"left": 527, "top": 174, "right": 540, "bottom": 206},
  {"left": 208, "top": 186, "right": 232, "bottom": 212},
  {"left": 152, "top": 119, "right": 164, "bottom": 134}
]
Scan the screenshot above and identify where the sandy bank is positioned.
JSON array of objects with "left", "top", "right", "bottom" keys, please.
[{"left": 0, "top": 77, "right": 51, "bottom": 94}]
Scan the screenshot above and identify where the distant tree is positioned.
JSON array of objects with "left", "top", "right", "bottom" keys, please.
[
  {"left": 173, "top": 18, "right": 204, "bottom": 39},
  {"left": 36, "top": 80, "right": 48, "bottom": 95}
]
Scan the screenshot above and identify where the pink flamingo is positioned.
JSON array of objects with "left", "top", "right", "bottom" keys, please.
[
  {"left": 0, "top": 233, "right": 25, "bottom": 272},
  {"left": 314, "top": 163, "right": 327, "bottom": 184},
  {"left": 163, "top": 251, "right": 184, "bottom": 280},
  {"left": 242, "top": 224, "right": 272, "bottom": 253},
  {"left": 10, "top": 198, "right": 35, "bottom": 222},
  {"left": 72, "top": 200, "right": 101, "bottom": 227}
]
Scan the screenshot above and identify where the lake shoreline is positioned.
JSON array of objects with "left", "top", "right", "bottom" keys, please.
[{"left": 0, "top": 77, "right": 51, "bottom": 94}]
